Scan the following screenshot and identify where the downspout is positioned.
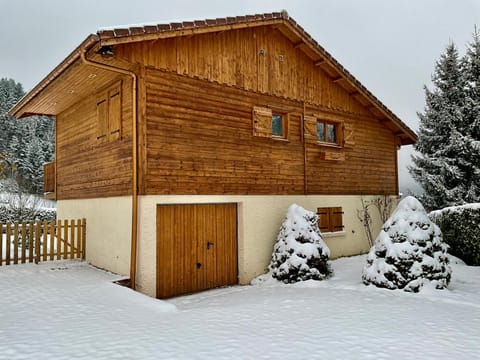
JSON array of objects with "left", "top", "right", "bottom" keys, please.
[{"left": 80, "top": 50, "right": 139, "bottom": 290}]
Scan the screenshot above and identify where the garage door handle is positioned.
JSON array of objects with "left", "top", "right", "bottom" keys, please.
[
  {"left": 207, "top": 242, "right": 214, "bottom": 249},
  {"left": 196, "top": 262, "right": 202, "bottom": 269}
]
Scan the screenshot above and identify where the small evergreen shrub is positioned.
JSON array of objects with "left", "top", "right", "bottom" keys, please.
[
  {"left": 430, "top": 205, "right": 480, "bottom": 266},
  {"left": 362, "top": 196, "right": 451, "bottom": 292},
  {"left": 268, "top": 204, "right": 332, "bottom": 283}
]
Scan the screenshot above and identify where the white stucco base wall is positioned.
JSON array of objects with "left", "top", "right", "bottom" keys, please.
[
  {"left": 57, "top": 195, "right": 393, "bottom": 298},
  {"left": 136, "top": 195, "right": 390, "bottom": 297},
  {"left": 57, "top": 197, "right": 132, "bottom": 277}
]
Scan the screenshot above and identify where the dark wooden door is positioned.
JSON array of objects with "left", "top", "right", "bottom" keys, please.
[{"left": 156, "top": 203, "right": 238, "bottom": 299}]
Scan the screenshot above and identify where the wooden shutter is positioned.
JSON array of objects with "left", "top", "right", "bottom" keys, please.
[
  {"left": 303, "top": 115, "right": 318, "bottom": 143},
  {"left": 317, "top": 207, "right": 344, "bottom": 233},
  {"left": 252, "top": 106, "right": 272, "bottom": 138},
  {"left": 108, "top": 85, "right": 121, "bottom": 140},
  {"left": 343, "top": 123, "right": 355, "bottom": 148},
  {"left": 330, "top": 207, "right": 344, "bottom": 232},
  {"left": 317, "top": 207, "right": 330, "bottom": 232},
  {"left": 96, "top": 95, "right": 108, "bottom": 142}
]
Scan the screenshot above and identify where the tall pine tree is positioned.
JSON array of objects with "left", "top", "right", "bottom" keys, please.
[
  {"left": 410, "top": 43, "right": 467, "bottom": 210},
  {"left": 461, "top": 28, "right": 480, "bottom": 202}
]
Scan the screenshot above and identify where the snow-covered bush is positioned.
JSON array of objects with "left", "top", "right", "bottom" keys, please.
[
  {"left": 430, "top": 204, "right": 480, "bottom": 266},
  {"left": 362, "top": 196, "right": 451, "bottom": 292},
  {"left": 267, "top": 204, "right": 332, "bottom": 283},
  {"left": 0, "top": 192, "right": 56, "bottom": 222}
]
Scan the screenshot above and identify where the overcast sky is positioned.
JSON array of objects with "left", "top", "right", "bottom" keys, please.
[{"left": 1, "top": 0, "right": 479, "bottom": 193}]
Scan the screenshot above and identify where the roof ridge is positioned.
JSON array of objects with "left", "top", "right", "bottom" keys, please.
[{"left": 97, "top": 11, "right": 288, "bottom": 40}]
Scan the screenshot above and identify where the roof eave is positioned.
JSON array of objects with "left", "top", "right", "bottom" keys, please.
[{"left": 9, "top": 34, "right": 99, "bottom": 118}]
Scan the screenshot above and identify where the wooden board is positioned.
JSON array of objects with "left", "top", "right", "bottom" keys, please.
[{"left": 156, "top": 203, "right": 238, "bottom": 299}]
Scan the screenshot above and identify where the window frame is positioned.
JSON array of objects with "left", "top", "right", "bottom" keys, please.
[
  {"left": 271, "top": 112, "right": 288, "bottom": 140},
  {"left": 316, "top": 119, "right": 342, "bottom": 147}
]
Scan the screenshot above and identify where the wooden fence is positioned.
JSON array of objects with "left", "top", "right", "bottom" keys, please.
[{"left": 0, "top": 219, "right": 86, "bottom": 265}]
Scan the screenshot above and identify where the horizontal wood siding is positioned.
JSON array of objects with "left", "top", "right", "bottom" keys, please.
[
  {"left": 145, "top": 69, "right": 305, "bottom": 195},
  {"left": 144, "top": 69, "right": 398, "bottom": 195},
  {"left": 55, "top": 77, "right": 133, "bottom": 199},
  {"left": 116, "top": 26, "right": 370, "bottom": 116}
]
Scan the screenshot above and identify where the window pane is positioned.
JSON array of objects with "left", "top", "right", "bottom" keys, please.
[
  {"left": 317, "top": 122, "right": 325, "bottom": 141},
  {"left": 272, "top": 114, "right": 283, "bottom": 136},
  {"left": 327, "top": 124, "right": 336, "bottom": 143}
]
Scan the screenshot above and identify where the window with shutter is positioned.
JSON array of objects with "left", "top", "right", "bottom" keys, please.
[
  {"left": 95, "top": 81, "right": 122, "bottom": 142},
  {"left": 317, "top": 207, "right": 344, "bottom": 233},
  {"left": 304, "top": 114, "right": 344, "bottom": 148},
  {"left": 252, "top": 106, "right": 289, "bottom": 140}
]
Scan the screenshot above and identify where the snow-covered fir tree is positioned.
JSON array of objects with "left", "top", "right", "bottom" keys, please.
[
  {"left": 0, "top": 78, "right": 54, "bottom": 194},
  {"left": 268, "top": 204, "right": 332, "bottom": 283},
  {"left": 410, "top": 33, "right": 480, "bottom": 211},
  {"left": 461, "top": 28, "right": 480, "bottom": 202},
  {"left": 362, "top": 196, "right": 451, "bottom": 292}
]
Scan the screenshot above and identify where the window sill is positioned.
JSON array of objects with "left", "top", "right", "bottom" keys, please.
[
  {"left": 272, "top": 136, "right": 289, "bottom": 142},
  {"left": 315, "top": 141, "right": 343, "bottom": 149},
  {"left": 321, "top": 231, "right": 346, "bottom": 238}
]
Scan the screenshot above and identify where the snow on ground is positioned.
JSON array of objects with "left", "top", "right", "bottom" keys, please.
[{"left": 0, "top": 256, "right": 479, "bottom": 359}]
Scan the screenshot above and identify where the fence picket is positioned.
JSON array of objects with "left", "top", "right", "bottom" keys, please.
[
  {"left": 6, "top": 223, "right": 11, "bottom": 265},
  {"left": 49, "top": 221, "right": 55, "bottom": 260},
  {"left": 63, "top": 220, "right": 68, "bottom": 259},
  {"left": 42, "top": 221, "right": 48, "bottom": 261},
  {"left": 13, "top": 222, "right": 19, "bottom": 265},
  {"left": 57, "top": 220, "right": 62, "bottom": 260},
  {"left": 82, "top": 219, "right": 86, "bottom": 260},
  {"left": 21, "top": 223, "right": 27, "bottom": 263},
  {"left": 70, "top": 219, "right": 75, "bottom": 259},
  {"left": 28, "top": 222, "right": 34, "bottom": 263},
  {"left": 34, "top": 221, "right": 41, "bottom": 264},
  {"left": 0, "top": 223, "right": 3, "bottom": 266},
  {"left": 76, "top": 219, "right": 81, "bottom": 259}
]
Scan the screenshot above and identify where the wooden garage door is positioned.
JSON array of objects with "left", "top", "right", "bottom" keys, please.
[{"left": 156, "top": 203, "right": 238, "bottom": 299}]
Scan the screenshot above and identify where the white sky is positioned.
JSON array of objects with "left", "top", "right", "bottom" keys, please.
[{"left": 1, "top": 0, "right": 479, "bottom": 192}]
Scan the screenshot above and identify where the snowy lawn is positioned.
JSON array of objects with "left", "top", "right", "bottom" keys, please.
[{"left": 0, "top": 256, "right": 479, "bottom": 359}]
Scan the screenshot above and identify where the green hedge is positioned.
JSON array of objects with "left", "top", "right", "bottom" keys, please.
[{"left": 430, "top": 205, "right": 480, "bottom": 266}]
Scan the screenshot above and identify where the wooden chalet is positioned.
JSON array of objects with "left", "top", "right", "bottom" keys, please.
[{"left": 10, "top": 11, "right": 416, "bottom": 298}]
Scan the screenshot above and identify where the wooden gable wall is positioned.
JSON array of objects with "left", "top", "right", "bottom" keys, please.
[{"left": 116, "top": 26, "right": 371, "bottom": 116}]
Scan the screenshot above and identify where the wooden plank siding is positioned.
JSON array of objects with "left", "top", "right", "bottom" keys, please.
[
  {"left": 145, "top": 68, "right": 305, "bottom": 195},
  {"left": 144, "top": 68, "right": 397, "bottom": 195},
  {"left": 116, "top": 26, "right": 371, "bottom": 117},
  {"left": 55, "top": 77, "right": 133, "bottom": 200}
]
